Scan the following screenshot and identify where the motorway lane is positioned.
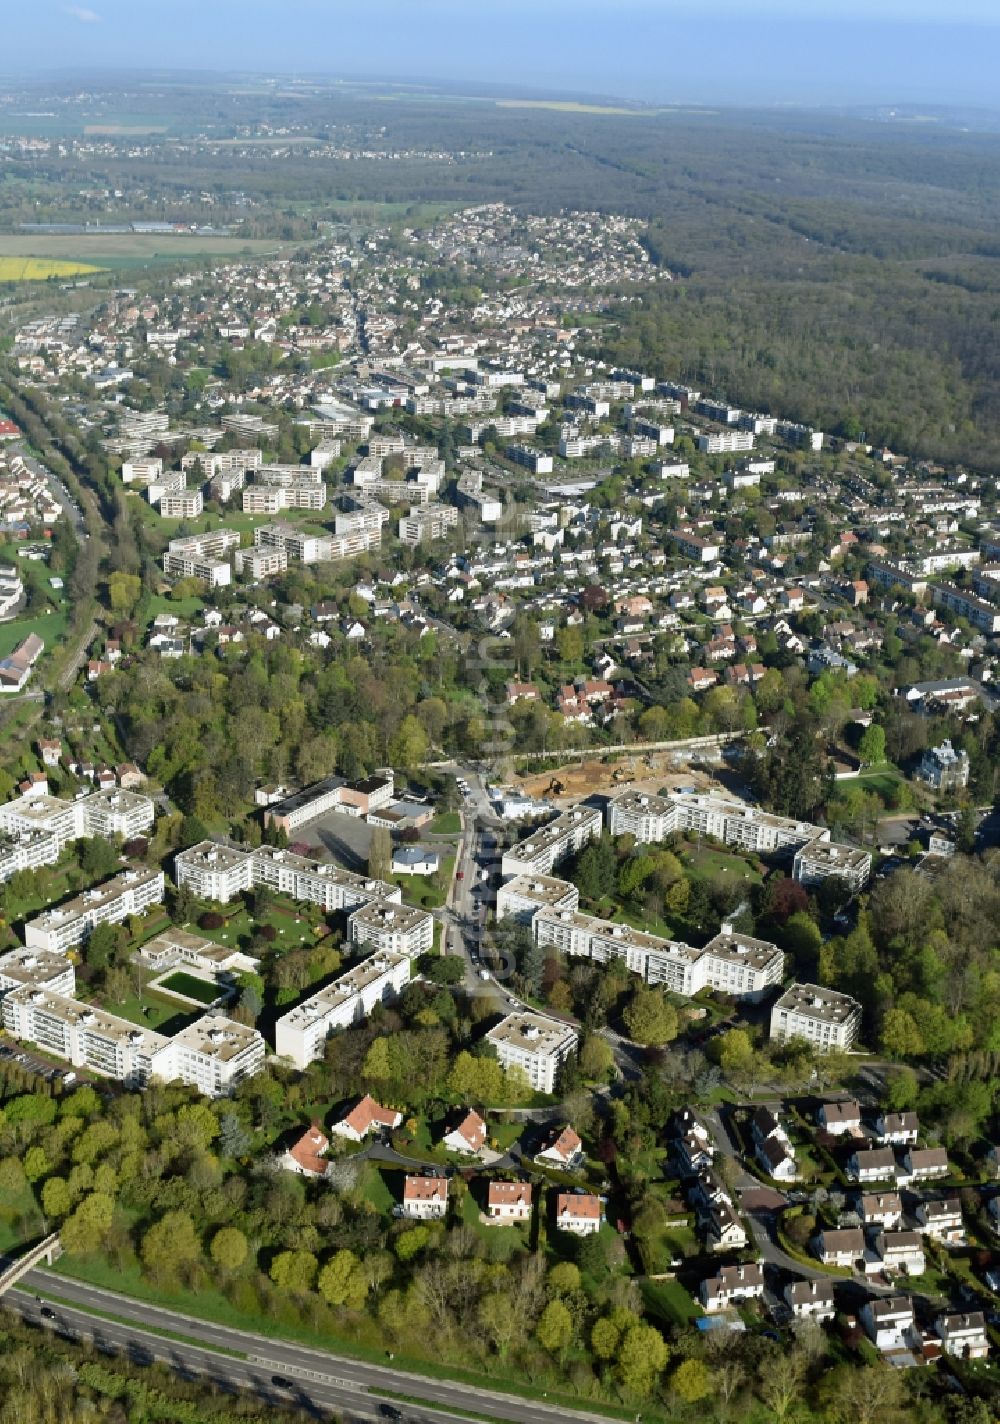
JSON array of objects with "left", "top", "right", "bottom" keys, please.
[{"left": 18, "top": 1270, "right": 620, "bottom": 1424}]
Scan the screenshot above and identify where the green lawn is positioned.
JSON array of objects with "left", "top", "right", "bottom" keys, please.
[
  {"left": 429, "top": 812, "right": 461, "bottom": 835},
  {"left": 145, "top": 592, "right": 206, "bottom": 623},
  {"left": 391, "top": 857, "right": 453, "bottom": 910},
  {"left": 100, "top": 985, "right": 201, "bottom": 1035},
  {"left": 0, "top": 609, "right": 68, "bottom": 659},
  {"left": 355, "top": 1163, "right": 397, "bottom": 1215},
  {"left": 640, "top": 1277, "right": 702, "bottom": 1328},
  {"left": 681, "top": 843, "right": 763, "bottom": 885},
  {"left": 158, "top": 971, "right": 223, "bottom": 1005},
  {"left": 853, "top": 768, "right": 904, "bottom": 798}
]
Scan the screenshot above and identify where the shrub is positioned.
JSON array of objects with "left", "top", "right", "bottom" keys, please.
[{"left": 198, "top": 911, "right": 224, "bottom": 930}]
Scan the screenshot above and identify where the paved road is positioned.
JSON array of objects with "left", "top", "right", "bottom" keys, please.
[{"left": 13, "top": 1273, "right": 621, "bottom": 1424}]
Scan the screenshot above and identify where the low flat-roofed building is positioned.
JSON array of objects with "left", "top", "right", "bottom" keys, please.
[
  {"left": 769, "top": 981, "right": 862, "bottom": 1052},
  {"left": 137, "top": 927, "right": 259, "bottom": 978},
  {"left": 348, "top": 901, "right": 434, "bottom": 958},
  {"left": 486, "top": 1010, "right": 579, "bottom": 1095},
  {"left": 24, "top": 866, "right": 164, "bottom": 954},
  {"left": 792, "top": 837, "right": 871, "bottom": 893},
  {"left": 274, "top": 950, "right": 411, "bottom": 1070}
]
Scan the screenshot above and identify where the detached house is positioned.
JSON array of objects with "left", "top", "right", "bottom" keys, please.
[
  {"left": 871, "top": 1230, "right": 925, "bottom": 1277},
  {"left": 442, "top": 1109, "right": 487, "bottom": 1156},
  {"left": 554, "top": 1191, "right": 601, "bottom": 1236},
  {"left": 935, "top": 1312, "right": 989, "bottom": 1360},
  {"left": 903, "top": 1146, "right": 949, "bottom": 1182},
  {"left": 535, "top": 1124, "right": 584, "bottom": 1170},
  {"left": 784, "top": 1279, "right": 835, "bottom": 1322},
  {"left": 848, "top": 1147, "right": 896, "bottom": 1184},
  {"left": 874, "top": 1111, "right": 919, "bottom": 1146},
  {"left": 700, "top": 1262, "right": 764, "bottom": 1313},
  {"left": 817, "top": 1099, "right": 861, "bottom": 1136},
  {"left": 857, "top": 1191, "right": 902, "bottom": 1230},
  {"left": 486, "top": 1181, "right": 532, "bottom": 1223},
  {"left": 330, "top": 1094, "right": 403, "bottom": 1143},
  {"left": 814, "top": 1227, "right": 865, "bottom": 1269},
  {"left": 401, "top": 1175, "right": 449, "bottom": 1220},
  {"left": 750, "top": 1106, "right": 798, "bottom": 1182},
  {"left": 861, "top": 1295, "right": 914, "bottom": 1352},
  {"left": 281, "top": 1121, "right": 330, "bottom": 1179},
  {"left": 915, "top": 1197, "right": 964, "bottom": 1245}
]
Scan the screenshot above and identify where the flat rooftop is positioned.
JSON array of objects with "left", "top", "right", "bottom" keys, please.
[
  {"left": 349, "top": 901, "right": 431, "bottom": 933},
  {"left": 486, "top": 1010, "right": 578, "bottom": 1058},
  {"left": 499, "top": 874, "right": 579, "bottom": 907},
  {"left": 0, "top": 947, "right": 73, "bottom": 989},
  {"left": 175, "top": 840, "right": 251, "bottom": 875},
  {"left": 277, "top": 951, "right": 407, "bottom": 1031},
  {"left": 9, "top": 984, "right": 167, "bottom": 1055},
  {"left": 169, "top": 1014, "right": 260, "bottom": 1063},
  {"left": 536, "top": 906, "right": 695, "bottom": 958},
  {"left": 27, "top": 866, "right": 160, "bottom": 930},
  {"left": 796, "top": 839, "right": 871, "bottom": 871},
  {"left": 508, "top": 806, "right": 601, "bottom": 859},
  {"left": 773, "top": 981, "right": 861, "bottom": 1025},
  {"left": 703, "top": 928, "right": 785, "bottom": 972}
]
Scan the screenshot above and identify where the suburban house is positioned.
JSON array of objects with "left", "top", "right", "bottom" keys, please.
[
  {"left": 903, "top": 1146, "right": 949, "bottom": 1181},
  {"left": 817, "top": 1099, "right": 861, "bottom": 1136},
  {"left": 401, "top": 1175, "right": 449, "bottom": 1220},
  {"left": 671, "top": 1108, "right": 714, "bottom": 1174},
  {"left": 750, "top": 1106, "right": 798, "bottom": 1182},
  {"left": 871, "top": 1230, "right": 925, "bottom": 1277},
  {"left": 814, "top": 1227, "right": 865, "bottom": 1269},
  {"left": 281, "top": 1120, "right": 330, "bottom": 1178},
  {"left": 848, "top": 1147, "right": 896, "bottom": 1184},
  {"left": 486, "top": 1181, "right": 532, "bottom": 1223},
  {"left": 857, "top": 1191, "right": 903, "bottom": 1230},
  {"left": 874, "top": 1111, "right": 919, "bottom": 1146},
  {"left": 329, "top": 1094, "right": 403, "bottom": 1142},
  {"left": 915, "top": 1197, "right": 965, "bottom": 1245},
  {"left": 442, "top": 1109, "right": 487, "bottom": 1156},
  {"left": 554, "top": 1191, "right": 602, "bottom": 1236},
  {"left": 392, "top": 846, "right": 441, "bottom": 877},
  {"left": 861, "top": 1296, "right": 915, "bottom": 1352},
  {"left": 935, "top": 1312, "right": 989, "bottom": 1360},
  {"left": 535, "top": 1124, "right": 584, "bottom": 1169},
  {"left": 784, "top": 1279, "right": 835, "bottom": 1322},
  {"left": 700, "top": 1262, "right": 764, "bottom": 1313}
]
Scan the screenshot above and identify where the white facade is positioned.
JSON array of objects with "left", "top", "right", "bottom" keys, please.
[
  {"left": 769, "top": 982, "right": 862, "bottom": 1052},
  {"left": 274, "top": 951, "right": 411, "bottom": 1070},
  {"left": 348, "top": 901, "right": 434, "bottom": 958},
  {"left": 500, "top": 805, "right": 602, "bottom": 878},
  {"left": 24, "top": 867, "right": 165, "bottom": 953},
  {"left": 486, "top": 1011, "right": 579, "bottom": 1095},
  {"left": 174, "top": 841, "right": 400, "bottom": 915}
]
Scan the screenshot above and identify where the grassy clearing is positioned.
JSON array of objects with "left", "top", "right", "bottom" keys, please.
[
  {"left": 0, "top": 235, "right": 286, "bottom": 265},
  {"left": 640, "top": 1277, "right": 702, "bottom": 1327},
  {"left": 682, "top": 844, "right": 763, "bottom": 884},
  {"left": 429, "top": 812, "right": 461, "bottom": 835},
  {"left": 391, "top": 857, "right": 453, "bottom": 910},
  {"left": 0, "top": 610, "right": 68, "bottom": 659}
]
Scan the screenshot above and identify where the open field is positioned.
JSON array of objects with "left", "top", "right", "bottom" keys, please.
[
  {"left": 0, "top": 234, "right": 290, "bottom": 269},
  {"left": 0, "top": 257, "right": 100, "bottom": 282},
  {"left": 0, "top": 610, "right": 68, "bottom": 659}
]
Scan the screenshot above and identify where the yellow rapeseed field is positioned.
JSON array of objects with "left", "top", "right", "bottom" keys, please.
[{"left": 0, "top": 257, "right": 100, "bottom": 282}]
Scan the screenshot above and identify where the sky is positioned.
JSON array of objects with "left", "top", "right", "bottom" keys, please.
[{"left": 8, "top": 0, "right": 1000, "bottom": 109}]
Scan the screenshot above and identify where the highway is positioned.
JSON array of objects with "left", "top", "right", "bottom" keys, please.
[{"left": 10, "top": 1271, "right": 621, "bottom": 1424}]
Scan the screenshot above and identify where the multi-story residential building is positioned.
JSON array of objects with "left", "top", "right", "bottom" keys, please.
[
  {"left": 162, "top": 547, "right": 233, "bottom": 587},
  {"left": 607, "top": 791, "right": 829, "bottom": 858},
  {"left": 916, "top": 739, "right": 970, "bottom": 792},
  {"left": 0, "top": 787, "right": 154, "bottom": 850},
  {"left": 81, "top": 789, "right": 156, "bottom": 841},
  {"left": 485, "top": 1011, "right": 579, "bottom": 1094},
  {"left": 500, "top": 805, "right": 602, "bottom": 878},
  {"left": 769, "top": 982, "right": 862, "bottom": 1052},
  {"left": 24, "top": 867, "right": 165, "bottom": 953},
  {"left": 2, "top": 986, "right": 167, "bottom": 1085},
  {"left": 0, "top": 945, "right": 76, "bottom": 999},
  {"left": 233, "top": 547, "right": 288, "bottom": 580},
  {"left": 495, "top": 874, "right": 580, "bottom": 924},
  {"left": 174, "top": 842, "right": 400, "bottom": 915},
  {"left": 0, "top": 827, "right": 61, "bottom": 885},
  {"left": 159, "top": 489, "right": 204, "bottom": 520},
  {"left": 696, "top": 430, "right": 754, "bottom": 455},
  {"left": 792, "top": 838, "right": 871, "bottom": 893},
  {"left": 274, "top": 951, "right": 410, "bottom": 1070},
  {"left": 158, "top": 1015, "right": 265, "bottom": 1097},
  {"left": 931, "top": 581, "right": 1000, "bottom": 635},
  {"left": 398, "top": 503, "right": 459, "bottom": 547},
  {"left": 348, "top": 902, "right": 434, "bottom": 958},
  {"left": 242, "top": 483, "right": 327, "bottom": 514}
]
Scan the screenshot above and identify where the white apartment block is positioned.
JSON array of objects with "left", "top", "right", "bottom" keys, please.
[
  {"left": 792, "top": 838, "right": 871, "bottom": 893},
  {"left": 769, "top": 981, "right": 862, "bottom": 1053},
  {"left": 696, "top": 430, "right": 755, "bottom": 455},
  {"left": 607, "top": 791, "right": 829, "bottom": 858},
  {"left": 81, "top": 789, "right": 156, "bottom": 841},
  {"left": 348, "top": 901, "right": 434, "bottom": 958},
  {"left": 0, "top": 946, "right": 76, "bottom": 999},
  {"left": 486, "top": 1011, "right": 579, "bottom": 1094},
  {"left": 274, "top": 950, "right": 411, "bottom": 1069},
  {"left": 0, "top": 787, "right": 153, "bottom": 850},
  {"left": 3, "top": 986, "right": 167, "bottom": 1085},
  {"left": 496, "top": 874, "right": 580, "bottom": 924},
  {"left": 174, "top": 841, "right": 401, "bottom": 917},
  {"left": 234, "top": 547, "right": 288, "bottom": 580},
  {"left": 159, "top": 489, "right": 204, "bottom": 520},
  {"left": 161, "top": 1015, "right": 265, "bottom": 1096},
  {"left": 398, "top": 503, "right": 459, "bottom": 547},
  {"left": 162, "top": 549, "right": 232, "bottom": 587},
  {"left": 242, "top": 484, "right": 327, "bottom": 514},
  {"left": 532, "top": 908, "right": 782, "bottom": 1000},
  {"left": 500, "top": 805, "right": 602, "bottom": 879},
  {"left": 24, "top": 867, "right": 165, "bottom": 953},
  {"left": 0, "top": 828, "right": 61, "bottom": 885}
]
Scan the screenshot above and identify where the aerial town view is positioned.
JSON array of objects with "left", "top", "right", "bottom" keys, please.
[{"left": 1, "top": 3, "right": 1000, "bottom": 1422}]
